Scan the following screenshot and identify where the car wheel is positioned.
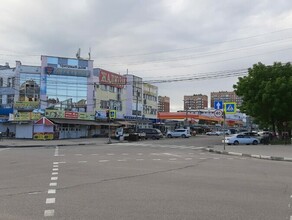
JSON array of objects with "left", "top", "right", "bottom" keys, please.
[
  {"left": 234, "top": 140, "right": 239, "bottom": 145},
  {"left": 167, "top": 134, "right": 172, "bottom": 138},
  {"left": 151, "top": 136, "right": 156, "bottom": 140},
  {"left": 181, "top": 134, "right": 186, "bottom": 138},
  {"left": 252, "top": 140, "right": 258, "bottom": 145}
]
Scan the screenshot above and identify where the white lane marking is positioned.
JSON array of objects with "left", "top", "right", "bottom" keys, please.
[
  {"left": 28, "top": 191, "right": 41, "bottom": 195},
  {"left": 117, "top": 159, "right": 127, "bottom": 162},
  {"left": 153, "top": 159, "right": 161, "bottom": 161},
  {"left": 58, "top": 161, "right": 66, "bottom": 164},
  {"left": 75, "top": 154, "right": 83, "bottom": 156},
  {"left": 0, "top": 148, "right": 10, "bottom": 152},
  {"left": 53, "top": 162, "right": 59, "bottom": 165},
  {"left": 150, "top": 153, "right": 160, "bottom": 156},
  {"left": 54, "top": 147, "right": 59, "bottom": 156},
  {"left": 136, "top": 159, "right": 144, "bottom": 161},
  {"left": 213, "top": 158, "right": 220, "bottom": 160},
  {"left": 46, "top": 198, "right": 55, "bottom": 204},
  {"left": 52, "top": 172, "right": 58, "bottom": 175},
  {"left": 169, "top": 158, "right": 177, "bottom": 161},
  {"left": 290, "top": 216, "right": 292, "bottom": 220},
  {"left": 52, "top": 168, "right": 59, "bottom": 171},
  {"left": 107, "top": 153, "right": 115, "bottom": 156},
  {"left": 57, "top": 154, "right": 65, "bottom": 157},
  {"left": 163, "top": 153, "right": 183, "bottom": 158},
  {"left": 44, "top": 209, "right": 55, "bottom": 217},
  {"left": 50, "top": 182, "right": 57, "bottom": 187},
  {"left": 51, "top": 177, "right": 58, "bottom": 181},
  {"left": 290, "top": 195, "right": 292, "bottom": 198},
  {"left": 199, "top": 158, "right": 206, "bottom": 160},
  {"left": 78, "top": 161, "right": 88, "bottom": 163},
  {"left": 98, "top": 160, "right": 109, "bottom": 163},
  {"left": 53, "top": 165, "right": 59, "bottom": 168},
  {"left": 91, "top": 154, "right": 99, "bottom": 156},
  {"left": 48, "top": 189, "right": 56, "bottom": 194},
  {"left": 185, "top": 158, "right": 193, "bottom": 160}
]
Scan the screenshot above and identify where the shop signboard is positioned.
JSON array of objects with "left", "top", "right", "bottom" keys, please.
[{"left": 99, "top": 69, "right": 127, "bottom": 88}]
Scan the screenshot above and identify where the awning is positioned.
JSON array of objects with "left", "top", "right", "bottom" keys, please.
[
  {"left": 51, "top": 119, "right": 108, "bottom": 126},
  {"left": 50, "top": 119, "right": 120, "bottom": 126}
]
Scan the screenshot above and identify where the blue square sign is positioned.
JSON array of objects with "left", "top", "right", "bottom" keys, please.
[
  {"left": 214, "top": 101, "right": 223, "bottom": 110},
  {"left": 224, "top": 102, "right": 236, "bottom": 114}
]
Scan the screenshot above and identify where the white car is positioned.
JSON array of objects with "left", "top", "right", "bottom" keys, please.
[
  {"left": 167, "top": 129, "right": 191, "bottom": 138},
  {"left": 222, "top": 134, "right": 259, "bottom": 145},
  {"left": 206, "top": 131, "right": 221, "bottom": 136}
]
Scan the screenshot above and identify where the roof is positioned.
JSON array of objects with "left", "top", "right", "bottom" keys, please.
[{"left": 35, "top": 117, "right": 54, "bottom": 126}]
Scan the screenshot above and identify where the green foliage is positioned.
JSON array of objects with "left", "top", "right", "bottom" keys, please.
[{"left": 233, "top": 62, "right": 292, "bottom": 132}]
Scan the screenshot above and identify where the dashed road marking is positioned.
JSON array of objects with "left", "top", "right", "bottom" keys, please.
[
  {"left": 185, "top": 158, "right": 193, "bottom": 160},
  {"left": 136, "top": 159, "right": 144, "bottom": 161},
  {"left": 48, "top": 189, "right": 56, "bottom": 194},
  {"left": 169, "top": 158, "right": 177, "bottom": 161},
  {"left": 118, "top": 159, "right": 127, "bottom": 162},
  {"left": 51, "top": 177, "right": 58, "bottom": 181},
  {"left": 52, "top": 172, "right": 58, "bottom": 175},
  {"left": 52, "top": 168, "right": 59, "bottom": 171},
  {"left": 50, "top": 182, "right": 57, "bottom": 187},
  {"left": 91, "top": 154, "right": 99, "bottom": 156},
  {"left": 46, "top": 198, "right": 55, "bottom": 204},
  {"left": 78, "top": 161, "right": 88, "bottom": 163},
  {"left": 75, "top": 154, "right": 83, "bottom": 156},
  {"left": 44, "top": 209, "right": 55, "bottom": 217},
  {"left": 107, "top": 153, "right": 115, "bottom": 156},
  {"left": 98, "top": 160, "right": 109, "bottom": 163}
]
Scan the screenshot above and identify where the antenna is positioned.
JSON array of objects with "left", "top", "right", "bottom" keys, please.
[
  {"left": 88, "top": 47, "right": 91, "bottom": 60},
  {"left": 76, "top": 48, "right": 81, "bottom": 59}
]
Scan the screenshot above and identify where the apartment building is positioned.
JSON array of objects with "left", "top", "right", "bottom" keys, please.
[
  {"left": 184, "top": 94, "right": 208, "bottom": 110},
  {"left": 158, "top": 96, "right": 170, "bottom": 112},
  {"left": 210, "top": 91, "right": 243, "bottom": 108}
]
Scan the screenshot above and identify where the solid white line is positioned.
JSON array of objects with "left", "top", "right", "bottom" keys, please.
[
  {"left": 44, "top": 209, "right": 55, "bottom": 217},
  {"left": 48, "top": 189, "right": 56, "bottom": 194},
  {"left": 49, "top": 182, "right": 57, "bottom": 187},
  {"left": 52, "top": 172, "right": 58, "bottom": 175},
  {"left": 46, "top": 198, "right": 55, "bottom": 204},
  {"left": 51, "top": 177, "right": 58, "bottom": 181}
]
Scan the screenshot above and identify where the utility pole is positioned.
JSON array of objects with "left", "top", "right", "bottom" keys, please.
[{"left": 135, "top": 89, "right": 139, "bottom": 132}]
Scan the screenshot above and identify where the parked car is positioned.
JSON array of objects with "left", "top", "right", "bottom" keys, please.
[
  {"left": 138, "top": 128, "right": 164, "bottom": 140},
  {"left": 206, "top": 131, "right": 221, "bottom": 136},
  {"left": 167, "top": 129, "right": 191, "bottom": 138},
  {"left": 222, "top": 134, "right": 260, "bottom": 145}
]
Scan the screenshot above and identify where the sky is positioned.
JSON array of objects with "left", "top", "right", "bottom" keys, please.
[{"left": 1, "top": 0, "right": 292, "bottom": 111}]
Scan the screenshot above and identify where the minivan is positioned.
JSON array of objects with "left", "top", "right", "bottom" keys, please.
[{"left": 138, "top": 128, "right": 164, "bottom": 140}]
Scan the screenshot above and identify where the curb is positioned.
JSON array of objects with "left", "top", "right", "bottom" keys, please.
[{"left": 204, "top": 147, "right": 292, "bottom": 162}]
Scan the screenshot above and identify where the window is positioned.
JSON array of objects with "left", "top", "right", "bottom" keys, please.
[
  {"left": 7, "top": 95, "right": 14, "bottom": 104},
  {"left": 7, "top": 78, "right": 11, "bottom": 87},
  {"left": 0, "top": 95, "right": 2, "bottom": 104},
  {"left": 0, "top": 78, "right": 3, "bottom": 87},
  {"left": 109, "top": 86, "right": 115, "bottom": 93}
]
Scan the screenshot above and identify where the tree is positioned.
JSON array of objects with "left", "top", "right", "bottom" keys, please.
[{"left": 233, "top": 62, "right": 292, "bottom": 134}]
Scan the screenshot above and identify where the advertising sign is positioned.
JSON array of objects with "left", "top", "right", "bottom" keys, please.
[
  {"left": 45, "top": 110, "right": 95, "bottom": 120},
  {"left": 99, "top": 69, "right": 127, "bottom": 88},
  {"left": 14, "top": 101, "right": 40, "bottom": 110}
]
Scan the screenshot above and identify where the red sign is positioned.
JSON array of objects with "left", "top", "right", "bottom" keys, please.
[
  {"left": 65, "top": 111, "right": 79, "bottom": 119},
  {"left": 99, "top": 69, "right": 127, "bottom": 88}
]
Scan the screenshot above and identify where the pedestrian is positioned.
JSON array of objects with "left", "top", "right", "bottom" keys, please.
[{"left": 6, "top": 127, "right": 9, "bottom": 137}]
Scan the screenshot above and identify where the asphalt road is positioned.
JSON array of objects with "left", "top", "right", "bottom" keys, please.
[{"left": 0, "top": 136, "right": 291, "bottom": 220}]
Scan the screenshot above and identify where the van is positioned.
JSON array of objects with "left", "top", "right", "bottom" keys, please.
[{"left": 138, "top": 128, "right": 164, "bottom": 140}]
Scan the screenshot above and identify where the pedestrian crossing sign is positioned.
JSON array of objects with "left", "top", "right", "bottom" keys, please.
[{"left": 224, "top": 102, "right": 236, "bottom": 114}]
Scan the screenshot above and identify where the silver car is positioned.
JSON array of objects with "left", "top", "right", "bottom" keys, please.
[
  {"left": 167, "top": 129, "right": 191, "bottom": 138},
  {"left": 222, "top": 134, "right": 259, "bottom": 145}
]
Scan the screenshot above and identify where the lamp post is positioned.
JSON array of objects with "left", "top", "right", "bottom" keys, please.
[{"left": 135, "top": 90, "right": 140, "bottom": 132}]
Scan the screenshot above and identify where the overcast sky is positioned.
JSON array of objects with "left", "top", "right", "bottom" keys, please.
[{"left": 1, "top": 0, "right": 292, "bottom": 111}]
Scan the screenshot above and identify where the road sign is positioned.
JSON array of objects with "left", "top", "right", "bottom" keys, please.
[
  {"left": 214, "top": 101, "right": 223, "bottom": 110},
  {"left": 214, "top": 109, "right": 223, "bottom": 118},
  {"left": 224, "top": 102, "right": 236, "bottom": 114},
  {"left": 109, "top": 110, "right": 116, "bottom": 119}
]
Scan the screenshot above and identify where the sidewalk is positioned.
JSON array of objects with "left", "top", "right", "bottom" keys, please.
[{"left": 206, "top": 144, "right": 292, "bottom": 162}]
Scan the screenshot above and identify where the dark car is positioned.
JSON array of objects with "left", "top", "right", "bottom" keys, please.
[{"left": 138, "top": 128, "right": 164, "bottom": 140}]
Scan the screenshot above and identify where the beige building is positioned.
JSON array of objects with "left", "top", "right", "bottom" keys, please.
[
  {"left": 143, "top": 83, "right": 158, "bottom": 119},
  {"left": 184, "top": 94, "right": 208, "bottom": 110},
  {"left": 94, "top": 68, "right": 127, "bottom": 119},
  {"left": 210, "top": 91, "right": 243, "bottom": 108}
]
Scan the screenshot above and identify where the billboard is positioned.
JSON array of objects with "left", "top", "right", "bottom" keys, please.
[{"left": 99, "top": 69, "right": 127, "bottom": 88}]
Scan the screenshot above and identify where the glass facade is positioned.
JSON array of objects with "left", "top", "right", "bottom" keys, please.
[
  {"left": 46, "top": 75, "right": 87, "bottom": 110},
  {"left": 19, "top": 73, "right": 41, "bottom": 102}
]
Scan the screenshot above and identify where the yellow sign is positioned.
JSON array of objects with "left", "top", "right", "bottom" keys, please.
[
  {"left": 14, "top": 101, "right": 40, "bottom": 109},
  {"left": 14, "top": 112, "right": 41, "bottom": 121}
]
